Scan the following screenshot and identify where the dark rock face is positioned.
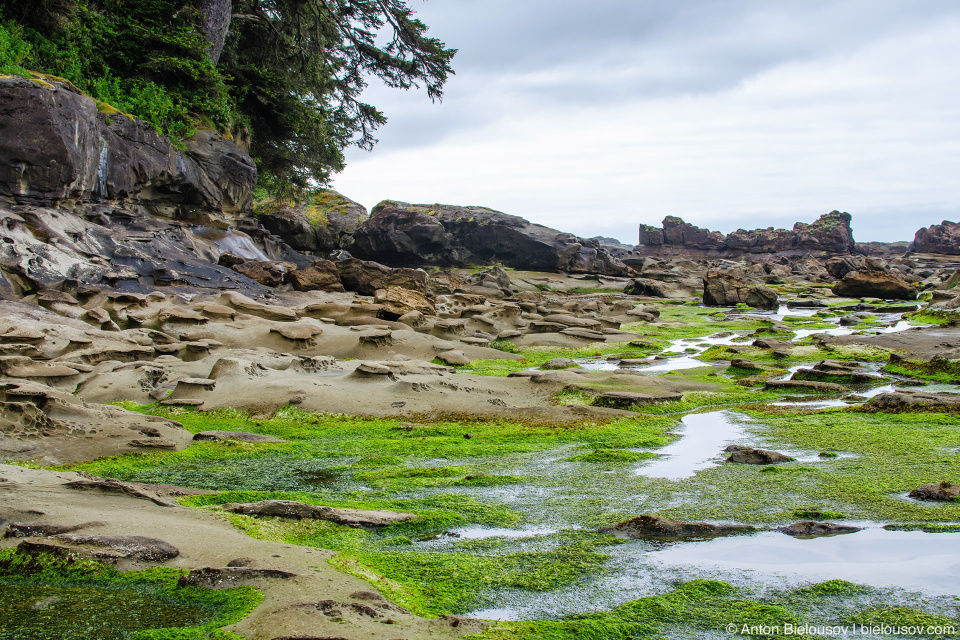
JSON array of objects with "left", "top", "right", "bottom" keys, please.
[
  {"left": 348, "top": 201, "right": 630, "bottom": 275},
  {"left": 832, "top": 270, "right": 917, "bottom": 300},
  {"left": 599, "top": 514, "right": 754, "bottom": 539},
  {"left": 256, "top": 190, "right": 368, "bottom": 253},
  {"left": 0, "top": 77, "right": 256, "bottom": 215},
  {"left": 909, "top": 220, "right": 960, "bottom": 255},
  {"left": 637, "top": 211, "right": 857, "bottom": 258},
  {"left": 702, "top": 270, "right": 778, "bottom": 309}
]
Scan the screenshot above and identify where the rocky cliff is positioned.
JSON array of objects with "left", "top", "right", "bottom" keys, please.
[
  {"left": 0, "top": 76, "right": 309, "bottom": 298},
  {"left": 908, "top": 220, "right": 960, "bottom": 255},
  {"left": 344, "top": 201, "right": 631, "bottom": 275},
  {"left": 635, "top": 211, "right": 858, "bottom": 258}
]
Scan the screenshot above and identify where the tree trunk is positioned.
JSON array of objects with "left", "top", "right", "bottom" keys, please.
[{"left": 196, "top": 0, "right": 231, "bottom": 65}]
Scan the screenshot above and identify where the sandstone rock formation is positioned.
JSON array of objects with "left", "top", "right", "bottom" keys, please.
[{"left": 635, "top": 211, "right": 857, "bottom": 258}]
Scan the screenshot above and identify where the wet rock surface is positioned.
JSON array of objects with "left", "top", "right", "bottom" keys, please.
[
  {"left": 221, "top": 500, "right": 418, "bottom": 528},
  {"left": 725, "top": 448, "right": 795, "bottom": 465},
  {"left": 599, "top": 515, "right": 755, "bottom": 539},
  {"left": 908, "top": 482, "right": 960, "bottom": 502},
  {"left": 778, "top": 521, "right": 862, "bottom": 538}
]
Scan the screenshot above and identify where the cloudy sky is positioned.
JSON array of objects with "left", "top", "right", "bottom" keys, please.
[{"left": 331, "top": 0, "right": 960, "bottom": 244}]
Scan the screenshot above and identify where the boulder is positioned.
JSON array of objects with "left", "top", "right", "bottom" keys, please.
[
  {"left": 286, "top": 260, "right": 345, "bottom": 292},
  {"left": 702, "top": 270, "right": 778, "bottom": 309},
  {"left": 599, "top": 514, "right": 754, "bottom": 539},
  {"left": 624, "top": 278, "right": 672, "bottom": 297},
  {"left": 833, "top": 270, "right": 917, "bottom": 300},
  {"left": 348, "top": 201, "right": 630, "bottom": 275},
  {"left": 227, "top": 259, "right": 291, "bottom": 288},
  {"left": 908, "top": 482, "right": 960, "bottom": 502},
  {"left": 725, "top": 448, "right": 795, "bottom": 464},
  {"left": 336, "top": 258, "right": 427, "bottom": 296}
]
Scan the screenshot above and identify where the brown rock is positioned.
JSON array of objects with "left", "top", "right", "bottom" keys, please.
[
  {"left": 286, "top": 260, "right": 345, "bottom": 292},
  {"left": 725, "top": 448, "right": 795, "bottom": 464},
  {"left": 374, "top": 286, "right": 436, "bottom": 316},
  {"left": 908, "top": 481, "right": 960, "bottom": 502},
  {"left": 833, "top": 270, "right": 917, "bottom": 300}
]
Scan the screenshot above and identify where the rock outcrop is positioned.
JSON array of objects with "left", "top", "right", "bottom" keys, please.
[
  {"left": 255, "top": 190, "right": 368, "bottom": 253},
  {"left": 347, "top": 201, "right": 630, "bottom": 275},
  {"left": 635, "top": 211, "right": 857, "bottom": 258},
  {"left": 908, "top": 220, "right": 960, "bottom": 255},
  {"left": 0, "top": 76, "right": 256, "bottom": 216},
  {"left": 0, "top": 76, "right": 312, "bottom": 297}
]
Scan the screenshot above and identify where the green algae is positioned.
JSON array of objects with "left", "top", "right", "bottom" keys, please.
[
  {"left": 564, "top": 449, "right": 658, "bottom": 463},
  {"left": 0, "top": 548, "right": 260, "bottom": 640},
  {"left": 882, "top": 357, "right": 960, "bottom": 384}
]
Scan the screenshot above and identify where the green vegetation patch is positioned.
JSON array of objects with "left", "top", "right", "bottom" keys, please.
[
  {"left": 0, "top": 548, "right": 260, "bottom": 640},
  {"left": 882, "top": 357, "right": 960, "bottom": 384},
  {"left": 565, "top": 449, "right": 658, "bottom": 463}
]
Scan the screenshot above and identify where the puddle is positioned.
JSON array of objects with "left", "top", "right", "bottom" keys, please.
[
  {"left": 649, "top": 528, "right": 960, "bottom": 595},
  {"left": 635, "top": 411, "right": 747, "bottom": 480},
  {"left": 464, "top": 527, "right": 960, "bottom": 621}
]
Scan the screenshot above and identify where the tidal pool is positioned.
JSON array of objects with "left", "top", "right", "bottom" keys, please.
[{"left": 635, "top": 411, "right": 747, "bottom": 480}]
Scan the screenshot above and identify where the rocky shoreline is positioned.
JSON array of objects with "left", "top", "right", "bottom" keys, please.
[{"left": 2, "top": 75, "right": 960, "bottom": 640}]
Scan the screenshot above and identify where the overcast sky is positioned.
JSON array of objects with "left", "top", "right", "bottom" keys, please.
[{"left": 330, "top": 0, "right": 960, "bottom": 244}]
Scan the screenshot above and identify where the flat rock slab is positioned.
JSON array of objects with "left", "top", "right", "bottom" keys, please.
[
  {"left": 177, "top": 566, "right": 297, "bottom": 588},
  {"left": 765, "top": 380, "right": 849, "bottom": 393},
  {"left": 63, "top": 479, "right": 176, "bottom": 507},
  {"left": 592, "top": 391, "right": 683, "bottom": 409},
  {"left": 270, "top": 323, "right": 324, "bottom": 341},
  {"left": 600, "top": 515, "right": 754, "bottom": 540},
  {"left": 779, "top": 521, "right": 862, "bottom": 538},
  {"left": 909, "top": 482, "right": 960, "bottom": 502},
  {"left": 127, "top": 438, "right": 178, "bottom": 449},
  {"left": 193, "top": 430, "right": 287, "bottom": 443},
  {"left": 21, "top": 535, "right": 179, "bottom": 561},
  {"left": 222, "top": 500, "right": 416, "bottom": 528},
  {"left": 862, "top": 391, "right": 960, "bottom": 412},
  {"left": 726, "top": 448, "right": 795, "bottom": 465},
  {"left": 2, "top": 520, "right": 102, "bottom": 538}
]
